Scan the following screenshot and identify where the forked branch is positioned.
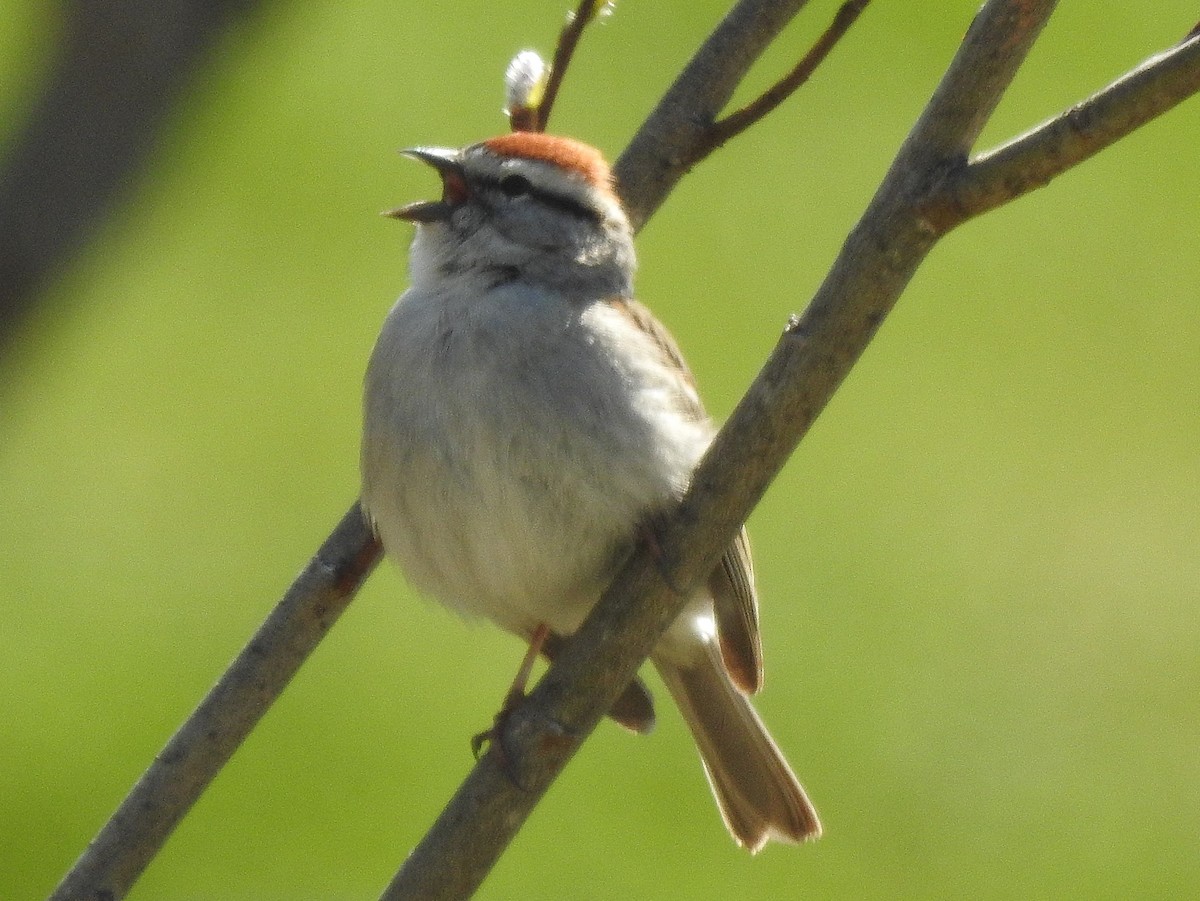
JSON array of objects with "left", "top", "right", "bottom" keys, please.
[
  {"left": 698, "top": 0, "right": 870, "bottom": 156},
  {"left": 380, "top": 1, "right": 1200, "bottom": 897},
  {"left": 926, "top": 28, "right": 1200, "bottom": 231}
]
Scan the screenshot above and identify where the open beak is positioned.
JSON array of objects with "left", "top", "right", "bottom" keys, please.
[{"left": 383, "top": 147, "right": 466, "bottom": 222}]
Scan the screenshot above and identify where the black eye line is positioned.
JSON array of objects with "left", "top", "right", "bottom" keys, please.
[
  {"left": 477, "top": 175, "right": 600, "bottom": 223},
  {"left": 499, "top": 173, "right": 532, "bottom": 196}
]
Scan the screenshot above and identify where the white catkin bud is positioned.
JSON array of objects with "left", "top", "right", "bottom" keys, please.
[
  {"left": 504, "top": 50, "right": 548, "bottom": 116},
  {"left": 569, "top": 0, "right": 616, "bottom": 24}
]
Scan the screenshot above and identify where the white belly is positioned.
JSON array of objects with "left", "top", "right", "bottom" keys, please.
[{"left": 361, "top": 280, "right": 711, "bottom": 638}]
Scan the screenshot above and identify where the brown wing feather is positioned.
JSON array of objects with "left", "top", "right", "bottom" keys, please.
[
  {"left": 709, "top": 527, "right": 763, "bottom": 694},
  {"left": 609, "top": 297, "right": 705, "bottom": 422},
  {"left": 610, "top": 297, "right": 764, "bottom": 695},
  {"left": 543, "top": 630, "right": 656, "bottom": 733}
]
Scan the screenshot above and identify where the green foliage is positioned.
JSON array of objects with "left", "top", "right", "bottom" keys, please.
[{"left": 2, "top": 1, "right": 1197, "bottom": 897}]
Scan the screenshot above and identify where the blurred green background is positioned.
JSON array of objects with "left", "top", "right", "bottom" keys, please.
[{"left": 2, "top": 1, "right": 1198, "bottom": 898}]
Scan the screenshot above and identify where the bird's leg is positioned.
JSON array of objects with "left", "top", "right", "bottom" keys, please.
[
  {"left": 471, "top": 622, "right": 550, "bottom": 762},
  {"left": 639, "top": 513, "right": 686, "bottom": 595}
]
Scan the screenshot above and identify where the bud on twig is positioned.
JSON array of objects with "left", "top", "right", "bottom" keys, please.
[{"left": 505, "top": 50, "right": 549, "bottom": 132}]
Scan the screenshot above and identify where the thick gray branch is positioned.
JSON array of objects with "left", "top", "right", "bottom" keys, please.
[
  {"left": 0, "top": 0, "right": 258, "bottom": 355},
  {"left": 930, "top": 30, "right": 1200, "bottom": 230},
  {"left": 47, "top": 1, "right": 813, "bottom": 896},
  {"left": 380, "top": 1, "right": 1059, "bottom": 899}
]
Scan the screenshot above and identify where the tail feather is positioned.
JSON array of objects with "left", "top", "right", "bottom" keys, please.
[{"left": 654, "top": 640, "right": 820, "bottom": 851}]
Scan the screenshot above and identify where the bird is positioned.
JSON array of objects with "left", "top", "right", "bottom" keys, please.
[{"left": 360, "top": 131, "right": 820, "bottom": 851}]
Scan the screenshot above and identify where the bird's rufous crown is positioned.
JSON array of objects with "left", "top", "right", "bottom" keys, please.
[{"left": 481, "top": 133, "right": 612, "bottom": 189}]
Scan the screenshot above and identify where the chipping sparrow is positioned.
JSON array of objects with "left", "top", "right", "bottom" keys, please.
[{"left": 361, "top": 132, "right": 820, "bottom": 851}]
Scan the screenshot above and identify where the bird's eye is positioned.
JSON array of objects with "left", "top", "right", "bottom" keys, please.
[{"left": 499, "top": 174, "right": 532, "bottom": 197}]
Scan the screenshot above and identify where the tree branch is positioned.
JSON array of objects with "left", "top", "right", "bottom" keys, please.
[
  {"left": 926, "top": 29, "right": 1200, "bottom": 231},
  {"left": 50, "top": 1, "right": 817, "bottom": 894},
  {"left": 47, "top": 503, "right": 381, "bottom": 901},
  {"left": 698, "top": 0, "right": 870, "bottom": 155},
  {"left": 0, "top": 0, "right": 259, "bottom": 357},
  {"left": 48, "top": 0, "right": 1200, "bottom": 899},
  {"left": 379, "top": 4, "right": 1062, "bottom": 898},
  {"left": 615, "top": 0, "right": 813, "bottom": 231}
]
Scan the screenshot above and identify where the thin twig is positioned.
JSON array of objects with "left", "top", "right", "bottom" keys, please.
[
  {"left": 616, "top": 0, "right": 814, "bottom": 231},
  {"left": 699, "top": 0, "right": 870, "bottom": 156},
  {"left": 47, "top": 503, "right": 381, "bottom": 901},
  {"left": 536, "top": 0, "right": 601, "bottom": 131}
]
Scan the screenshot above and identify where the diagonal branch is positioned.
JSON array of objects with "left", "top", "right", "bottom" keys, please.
[
  {"left": 46, "top": 2, "right": 814, "bottom": 898},
  {"left": 0, "top": 0, "right": 260, "bottom": 358},
  {"left": 48, "top": 0, "right": 1200, "bottom": 899},
  {"left": 925, "top": 30, "right": 1200, "bottom": 232},
  {"left": 379, "top": 1, "right": 1062, "bottom": 899},
  {"left": 47, "top": 504, "right": 381, "bottom": 901}
]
